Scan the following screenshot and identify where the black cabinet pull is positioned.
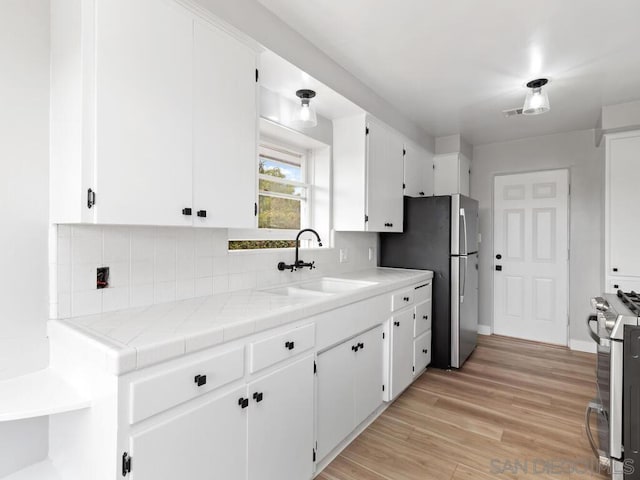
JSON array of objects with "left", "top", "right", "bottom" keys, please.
[
  {"left": 423, "top": 315, "right": 429, "bottom": 320},
  {"left": 194, "top": 374, "right": 207, "bottom": 387},
  {"left": 238, "top": 397, "right": 249, "bottom": 409},
  {"left": 419, "top": 192, "right": 425, "bottom": 196},
  {"left": 358, "top": 342, "right": 364, "bottom": 350},
  {"left": 352, "top": 344, "right": 359, "bottom": 352},
  {"left": 403, "top": 297, "right": 410, "bottom": 302},
  {"left": 394, "top": 321, "right": 400, "bottom": 327},
  {"left": 422, "top": 349, "right": 428, "bottom": 354},
  {"left": 285, "top": 341, "right": 295, "bottom": 350},
  {"left": 613, "top": 267, "right": 619, "bottom": 272},
  {"left": 182, "top": 208, "right": 192, "bottom": 216},
  {"left": 496, "top": 254, "right": 502, "bottom": 260},
  {"left": 197, "top": 210, "right": 207, "bottom": 218},
  {"left": 253, "top": 392, "right": 263, "bottom": 403},
  {"left": 495, "top": 265, "right": 502, "bottom": 271}
]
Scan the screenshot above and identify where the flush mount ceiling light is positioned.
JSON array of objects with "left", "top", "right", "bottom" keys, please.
[
  {"left": 292, "top": 89, "right": 317, "bottom": 128},
  {"left": 522, "top": 78, "right": 550, "bottom": 115}
]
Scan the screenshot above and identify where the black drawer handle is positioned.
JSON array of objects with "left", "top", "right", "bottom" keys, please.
[
  {"left": 419, "top": 192, "right": 425, "bottom": 196},
  {"left": 285, "top": 341, "right": 295, "bottom": 350},
  {"left": 422, "top": 349, "right": 428, "bottom": 354},
  {"left": 403, "top": 297, "right": 410, "bottom": 302},
  {"left": 394, "top": 321, "right": 400, "bottom": 327},
  {"left": 194, "top": 374, "right": 207, "bottom": 387},
  {"left": 238, "top": 397, "right": 249, "bottom": 409},
  {"left": 358, "top": 342, "right": 364, "bottom": 350},
  {"left": 197, "top": 210, "right": 207, "bottom": 218},
  {"left": 182, "top": 207, "right": 192, "bottom": 216},
  {"left": 253, "top": 392, "right": 263, "bottom": 403},
  {"left": 423, "top": 315, "right": 429, "bottom": 320}
]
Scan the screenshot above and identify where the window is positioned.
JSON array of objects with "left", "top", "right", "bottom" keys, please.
[{"left": 258, "top": 142, "right": 309, "bottom": 231}]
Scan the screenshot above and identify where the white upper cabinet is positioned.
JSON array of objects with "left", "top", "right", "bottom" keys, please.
[
  {"left": 433, "top": 153, "right": 471, "bottom": 196},
  {"left": 605, "top": 131, "right": 640, "bottom": 286},
  {"left": 404, "top": 141, "right": 435, "bottom": 198},
  {"left": 50, "top": 0, "right": 259, "bottom": 227},
  {"left": 333, "top": 114, "right": 404, "bottom": 232},
  {"left": 193, "top": 19, "right": 258, "bottom": 229}
]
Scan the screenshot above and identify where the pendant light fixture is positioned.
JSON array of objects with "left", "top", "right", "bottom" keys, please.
[
  {"left": 522, "top": 78, "right": 550, "bottom": 115},
  {"left": 292, "top": 89, "right": 317, "bottom": 128}
]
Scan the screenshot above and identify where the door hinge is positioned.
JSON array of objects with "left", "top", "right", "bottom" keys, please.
[
  {"left": 403, "top": 148, "right": 406, "bottom": 156},
  {"left": 403, "top": 183, "right": 406, "bottom": 189},
  {"left": 122, "top": 452, "right": 132, "bottom": 477},
  {"left": 412, "top": 366, "right": 415, "bottom": 372},
  {"left": 364, "top": 214, "right": 369, "bottom": 222},
  {"left": 313, "top": 361, "right": 317, "bottom": 374},
  {"left": 255, "top": 68, "right": 259, "bottom": 82},
  {"left": 382, "top": 384, "right": 385, "bottom": 392},
  {"left": 313, "top": 448, "right": 316, "bottom": 462},
  {"left": 365, "top": 127, "right": 369, "bottom": 135},
  {"left": 87, "top": 188, "right": 96, "bottom": 209},
  {"left": 382, "top": 332, "right": 385, "bottom": 340},
  {"left": 254, "top": 202, "right": 258, "bottom": 216}
]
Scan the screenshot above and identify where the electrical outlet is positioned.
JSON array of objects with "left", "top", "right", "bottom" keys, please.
[
  {"left": 97, "top": 267, "right": 110, "bottom": 289},
  {"left": 368, "top": 247, "right": 374, "bottom": 262},
  {"left": 339, "top": 248, "right": 349, "bottom": 263}
]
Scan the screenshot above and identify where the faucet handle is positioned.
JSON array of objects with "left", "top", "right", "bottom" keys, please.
[{"left": 310, "top": 261, "right": 316, "bottom": 270}]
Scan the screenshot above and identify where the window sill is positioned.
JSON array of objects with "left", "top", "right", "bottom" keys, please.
[{"left": 227, "top": 246, "right": 333, "bottom": 255}]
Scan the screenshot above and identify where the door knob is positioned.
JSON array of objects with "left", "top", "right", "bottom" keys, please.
[
  {"left": 495, "top": 265, "right": 502, "bottom": 271},
  {"left": 496, "top": 254, "right": 502, "bottom": 260},
  {"left": 194, "top": 375, "right": 207, "bottom": 387}
]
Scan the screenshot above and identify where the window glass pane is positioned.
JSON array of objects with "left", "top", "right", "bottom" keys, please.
[
  {"left": 259, "top": 179, "right": 304, "bottom": 197},
  {"left": 259, "top": 156, "right": 302, "bottom": 182},
  {"left": 258, "top": 195, "right": 301, "bottom": 230}
]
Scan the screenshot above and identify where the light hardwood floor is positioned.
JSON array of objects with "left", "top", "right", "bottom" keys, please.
[{"left": 318, "top": 335, "right": 608, "bottom": 480}]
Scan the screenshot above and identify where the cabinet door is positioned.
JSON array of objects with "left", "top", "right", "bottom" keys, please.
[
  {"left": 404, "top": 143, "right": 434, "bottom": 198},
  {"left": 316, "top": 341, "right": 356, "bottom": 461},
  {"left": 129, "top": 385, "right": 247, "bottom": 480},
  {"left": 95, "top": 0, "right": 193, "bottom": 226},
  {"left": 193, "top": 20, "right": 257, "bottom": 228},
  {"left": 413, "top": 330, "right": 432, "bottom": 375},
  {"left": 366, "top": 119, "right": 404, "bottom": 232},
  {"left": 248, "top": 355, "right": 314, "bottom": 480},
  {"left": 608, "top": 135, "right": 640, "bottom": 276},
  {"left": 354, "top": 326, "right": 384, "bottom": 427},
  {"left": 433, "top": 153, "right": 460, "bottom": 196},
  {"left": 390, "top": 309, "right": 414, "bottom": 399}
]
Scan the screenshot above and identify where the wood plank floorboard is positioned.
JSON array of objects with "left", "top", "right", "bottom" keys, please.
[{"left": 319, "top": 335, "right": 608, "bottom": 480}]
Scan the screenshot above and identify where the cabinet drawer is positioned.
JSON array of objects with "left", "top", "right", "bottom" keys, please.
[
  {"left": 414, "top": 300, "right": 432, "bottom": 337},
  {"left": 414, "top": 330, "right": 432, "bottom": 374},
  {"left": 249, "top": 324, "right": 315, "bottom": 374},
  {"left": 130, "top": 346, "right": 244, "bottom": 424},
  {"left": 413, "top": 281, "right": 432, "bottom": 304},
  {"left": 391, "top": 289, "right": 414, "bottom": 311}
]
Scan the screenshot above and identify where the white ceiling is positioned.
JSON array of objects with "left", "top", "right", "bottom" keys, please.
[
  {"left": 259, "top": 50, "right": 363, "bottom": 120},
  {"left": 257, "top": 0, "right": 640, "bottom": 145}
]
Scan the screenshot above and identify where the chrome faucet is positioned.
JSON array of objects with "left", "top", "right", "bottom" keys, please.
[{"left": 277, "top": 228, "right": 323, "bottom": 272}]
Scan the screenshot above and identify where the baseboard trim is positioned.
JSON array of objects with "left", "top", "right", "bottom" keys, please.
[
  {"left": 569, "top": 339, "right": 597, "bottom": 354},
  {"left": 478, "top": 325, "right": 493, "bottom": 336}
]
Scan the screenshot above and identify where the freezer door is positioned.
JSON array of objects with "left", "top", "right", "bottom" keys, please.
[{"left": 451, "top": 253, "right": 478, "bottom": 368}]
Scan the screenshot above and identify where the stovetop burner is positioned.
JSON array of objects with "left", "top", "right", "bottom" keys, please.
[{"left": 617, "top": 290, "right": 640, "bottom": 316}]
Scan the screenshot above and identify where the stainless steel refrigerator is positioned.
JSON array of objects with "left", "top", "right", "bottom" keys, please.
[{"left": 379, "top": 195, "right": 479, "bottom": 369}]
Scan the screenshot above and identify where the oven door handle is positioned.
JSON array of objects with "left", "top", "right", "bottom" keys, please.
[
  {"left": 587, "top": 315, "right": 601, "bottom": 344},
  {"left": 585, "top": 400, "right": 611, "bottom": 469}
]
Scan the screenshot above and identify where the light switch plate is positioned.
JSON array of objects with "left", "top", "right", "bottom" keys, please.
[{"left": 339, "top": 248, "right": 349, "bottom": 263}]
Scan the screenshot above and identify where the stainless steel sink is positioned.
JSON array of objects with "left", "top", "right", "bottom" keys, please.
[{"left": 263, "top": 277, "right": 377, "bottom": 297}]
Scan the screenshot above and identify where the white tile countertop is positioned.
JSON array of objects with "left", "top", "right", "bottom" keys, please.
[{"left": 48, "top": 268, "right": 433, "bottom": 375}]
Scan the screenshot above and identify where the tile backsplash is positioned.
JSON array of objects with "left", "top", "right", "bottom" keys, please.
[{"left": 52, "top": 226, "right": 377, "bottom": 318}]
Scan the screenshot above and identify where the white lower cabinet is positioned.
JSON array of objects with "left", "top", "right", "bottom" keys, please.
[
  {"left": 389, "top": 310, "right": 414, "bottom": 399},
  {"left": 248, "top": 355, "right": 314, "bottom": 480},
  {"left": 413, "top": 330, "right": 432, "bottom": 375},
  {"left": 316, "top": 326, "right": 383, "bottom": 461},
  {"left": 129, "top": 385, "right": 247, "bottom": 480}
]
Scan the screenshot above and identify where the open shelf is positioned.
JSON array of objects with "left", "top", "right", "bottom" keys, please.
[
  {"left": 2, "top": 460, "right": 62, "bottom": 480},
  {"left": 0, "top": 369, "right": 90, "bottom": 422}
]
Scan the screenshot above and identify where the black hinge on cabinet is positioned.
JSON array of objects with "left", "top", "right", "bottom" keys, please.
[
  {"left": 254, "top": 202, "right": 258, "bottom": 216},
  {"left": 313, "top": 448, "right": 317, "bottom": 462},
  {"left": 412, "top": 366, "right": 415, "bottom": 372},
  {"left": 403, "top": 148, "right": 406, "bottom": 156},
  {"left": 87, "top": 188, "right": 96, "bottom": 209},
  {"left": 255, "top": 68, "right": 259, "bottom": 82},
  {"left": 382, "top": 332, "right": 385, "bottom": 340},
  {"left": 314, "top": 361, "right": 317, "bottom": 375},
  {"left": 403, "top": 183, "right": 406, "bottom": 189},
  {"left": 382, "top": 384, "right": 385, "bottom": 392},
  {"left": 122, "top": 452, "right": 132, "bottom": 477},
  {"left": 364, "top": 214, "right": 369, "bottom": 222},
  {"left": 365, "top": 127, "right": 369, "bottom": 135}
]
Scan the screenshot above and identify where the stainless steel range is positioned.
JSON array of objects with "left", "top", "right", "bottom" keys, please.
[{"left": 586, "top": 291, "right": 640, "bottom": 479}]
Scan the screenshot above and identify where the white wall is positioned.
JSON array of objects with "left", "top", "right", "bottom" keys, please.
[
  {"left": 471, "top": 129, "right": 603, "bottom": 346},
  {"left": 0, "top": 0, "right": 50, "bottom": 475}
]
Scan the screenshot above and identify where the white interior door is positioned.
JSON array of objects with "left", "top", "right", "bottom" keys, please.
[{"left": 493, "top": 170, "right": 569, "bottom": 345}]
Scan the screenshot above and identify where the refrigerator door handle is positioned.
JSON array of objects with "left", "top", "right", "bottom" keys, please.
[
  {"left": 461, "top": 256, "right": 467, "bottom": 303},
  {"left": 460, "top": 207, "right": 468, "bottom": 256}
]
